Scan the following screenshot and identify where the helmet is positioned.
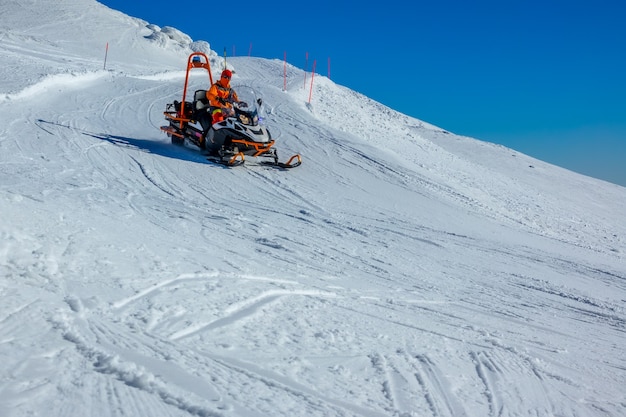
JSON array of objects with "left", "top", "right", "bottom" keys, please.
[{"left": 221, "top": 69, "right": 232, "bottom": 79}]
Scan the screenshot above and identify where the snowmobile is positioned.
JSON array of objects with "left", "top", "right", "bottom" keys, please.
[{"left": 161, "top": 52, "right": 301, "bottom": 168}]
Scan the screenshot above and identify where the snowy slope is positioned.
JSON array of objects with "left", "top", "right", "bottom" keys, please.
[{"left": 1, "top": 1, "right": 625, "bottom": 416}]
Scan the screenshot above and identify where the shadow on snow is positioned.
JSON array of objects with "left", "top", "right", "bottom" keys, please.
[{"left": 35, "top": 118, "right": 224, "bottom": 168}]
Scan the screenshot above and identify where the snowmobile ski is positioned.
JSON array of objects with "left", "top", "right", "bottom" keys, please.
[
  {"left": 260, "top": 153, "right": 302, "bottom": 169},
  {"left": 206, "top": 151, "right": 245, "bottom": 167}
]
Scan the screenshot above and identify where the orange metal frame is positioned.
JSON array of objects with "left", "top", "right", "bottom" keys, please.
[
  {"left": 163, "top": 52, "right": 214, "bottom": 125},
  {"left": 231, "top": 138, "right": 276, "bottom": 156},
  {"left": 179, "top": 52, "right": 213, "bottom": 120}
]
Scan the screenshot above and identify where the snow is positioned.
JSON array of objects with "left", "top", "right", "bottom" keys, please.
[{"left": 1, "top": 1, "right": 625, "bottom": 416}]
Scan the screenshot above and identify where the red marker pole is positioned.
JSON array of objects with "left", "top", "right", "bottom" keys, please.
[
  {"left": 304, "top": 51, "right": 308, "bottom": 89},
  {"left": 328, "top": 57, "right": 331, "bottom": 80},
  {"left": 103, "top": 42, "right": 109, "bottom": 70},
  {"left": 308, "top": 59, "right": 316, "bottom": 103},
  {"left": 283, "top": 51, "right": 287, "bottom": 91}
]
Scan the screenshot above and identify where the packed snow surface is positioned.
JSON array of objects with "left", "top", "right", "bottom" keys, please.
[{"left": 1, "top": 1, "right": 625, "bottom": 416}]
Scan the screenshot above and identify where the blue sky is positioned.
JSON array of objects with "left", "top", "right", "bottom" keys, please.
[{"left": 99, "top": 0, "right": 626, "bottom": 187}]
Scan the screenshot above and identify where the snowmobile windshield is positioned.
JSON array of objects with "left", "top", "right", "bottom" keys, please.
[
  {"left": 232, "top": 86, "right": 265, "bottom": 126},
  {"left": 234, "top": 105, "right": 259, "bottom": 126}
]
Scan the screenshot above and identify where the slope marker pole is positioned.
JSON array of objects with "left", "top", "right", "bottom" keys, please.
[
  {"left": 308, "top": 59, "right": 316, "bottom": 103},
  {"left": 283, "top": 51, "right": 287, "bottom": 91},
  {"left": 304, "top": 51, "right": 308, "bottom": 89},
  {"left": 103, "top": 42, "right": 109, "bottom": 70}
]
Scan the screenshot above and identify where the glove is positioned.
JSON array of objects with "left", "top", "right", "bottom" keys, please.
[{"left": 238, "top": 101, "right": 248, "bottom": 108}]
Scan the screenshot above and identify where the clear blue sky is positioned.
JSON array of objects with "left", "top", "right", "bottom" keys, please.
[{"left": 99, "top": 0, "right": 626, "bottom": 187}]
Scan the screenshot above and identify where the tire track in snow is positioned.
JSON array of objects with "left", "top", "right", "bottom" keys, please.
[
  {"left": 469, "top": 351, "right": 501, "bottom": 417},
  {"left": 368, "top": 350, "right": 470, "bottom": 417},
  {"left": 111, "top": 271, "right": 220, "bottom": 310},
  {"left": 369, "top": 352, "right": 427, "bottom": 416},
  {"left": 413, "top": 354, "right": 468, "bottom": 417},
  {"left": 169, "top": 289, "right": 336, "bottom": 341},
  {"left": 86, "top": 269, "right": 377, "bottom": 416},
  {"left": 204, "top": 351, "right": 390, "bottom": 417},
  {"left": 128, "top": 154, "right": 177, "bottom": 198},
  {"left": 52, "top": 297, "right": 230, "bottom": 417},
  {"left": 468, "top": 348, "right": 557, "bottom": 417}
]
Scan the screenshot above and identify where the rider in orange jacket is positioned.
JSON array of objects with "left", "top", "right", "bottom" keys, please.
[{"left": 206, "top": 69, "right": 239, "bottom": 124}]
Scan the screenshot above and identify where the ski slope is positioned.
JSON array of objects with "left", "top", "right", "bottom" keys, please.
[{"left": 1, "top": 1, "right": 625, "bottom": 416}]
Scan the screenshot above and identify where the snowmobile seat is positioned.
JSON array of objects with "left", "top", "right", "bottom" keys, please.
[
  {"left": 191, "top": 89, "right": 210, "bottom": 122},
  {"left": 193, "top": 90, "right": 209, "bottom": 112},
  {"left": 192, "top": 89, "right": 213, "bottom": 130}
]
